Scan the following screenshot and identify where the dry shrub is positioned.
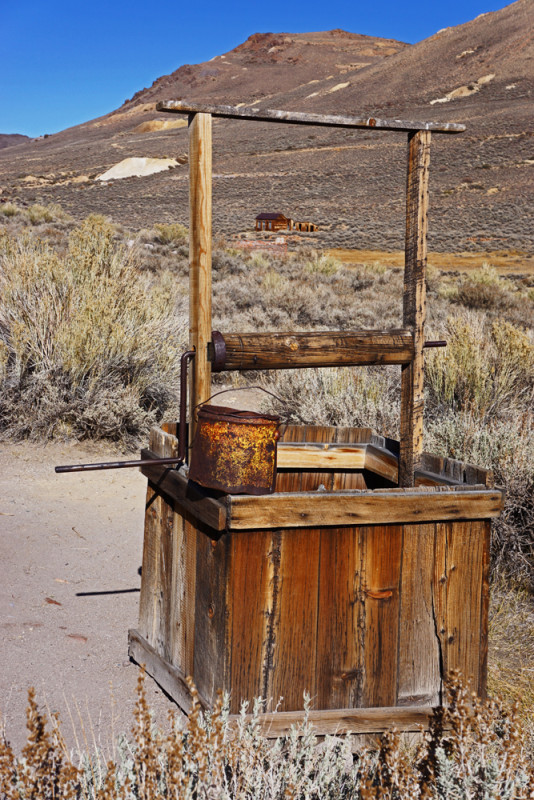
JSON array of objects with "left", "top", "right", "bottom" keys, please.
[
  {"left": 1, "top": 673, "right": 534, "bottom": 799},
  {"left": 152, "top": 223, "right": 188, "bottom": 245},
  {"left": 0, "top": 215, "right": 186, "bottom": 445},
  {"left": 0, "top": 203, "right": 20, "bottom": 218}
]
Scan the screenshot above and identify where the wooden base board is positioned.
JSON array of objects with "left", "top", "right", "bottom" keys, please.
[{"left": 129, "top": 629, "right": 436, "bottom": 739}]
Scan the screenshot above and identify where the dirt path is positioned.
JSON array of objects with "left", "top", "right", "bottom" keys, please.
[{"left": 0, "top": 440, "right": 179, "bottom": 754}]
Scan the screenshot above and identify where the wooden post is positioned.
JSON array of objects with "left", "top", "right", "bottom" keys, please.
[
  {"left": 399, "top": 130, "right": 431, "bottom": 487},
  {"left": 188, "top": 112, "right": 213, "bottom": 443}
]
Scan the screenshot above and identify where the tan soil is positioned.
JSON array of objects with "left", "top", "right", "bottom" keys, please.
[
  {"left": 328, "top": 248, "right": 534, "bottom": 275},
  {"left": 0, "top": 440, "right": 180, "bottom": 754}
]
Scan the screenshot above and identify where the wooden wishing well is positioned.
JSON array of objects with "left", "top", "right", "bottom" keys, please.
[{"left": 128, "top": 102, "right": 503, "bottom": 740}]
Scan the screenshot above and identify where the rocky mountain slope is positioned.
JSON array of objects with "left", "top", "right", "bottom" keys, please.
[{"left": 0, "top": 0, "right": 532, "bottom": 255}]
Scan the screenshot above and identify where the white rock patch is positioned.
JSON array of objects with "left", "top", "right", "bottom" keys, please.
[
  {"left": 96, "top": 157, "right": 179, "bottom": 181},
  {"left": 430, "top": 74, "right": 495, "bottom": 104}
]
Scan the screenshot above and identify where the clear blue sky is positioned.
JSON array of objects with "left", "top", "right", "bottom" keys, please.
[{"left": 2, "top": 0, "right": 512, "bottom": 137}]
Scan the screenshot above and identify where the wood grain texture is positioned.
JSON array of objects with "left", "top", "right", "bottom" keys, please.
[
  {"left": 299, "top": 425, "right": 337, "bottom": 492},
  {"left": 140, "top": 449, "right": 227, "bottom": 530},
  {"left": 397, "top": 523, "right": 441, "bottom": 706},
  {"left": 138, "top": 428, "right": 178, "bottom": 648},
  {"left": 433, "top": 521, "right": 485, "bottom": 691},
  {"left": 170, "top": 517, "right": 197, "bottom": 678},
  {"left": 189, "top": 112, "right": 212, "bottom": 440},
  {"left": 361, "top": 525, "right": 403, "bottom": 707},
  {"left": 128, "top": 628, "right": 209, "bottom": 713},
  {"left": 228, "top": 530, "right": 273, "bottom": 712},
  {"left": 269, "top": 528, "right": 321, "bottom": 709},
  {"left": 227, "top": 489, "right": 503, "bottom": 530},
  {"left": 333, "top": 427, "right": 368, "bottom": 491},
  {"left": 227, "top": 704, "right": 437, "bottom": 737},
  {"left": 400, "top": 129, "right": 431, "bottom": 487},
  {"left": 478, "top": 521, "right": 491, "bottom": 698},
  {"left": 216, "top": 330, "right": 414, "bottom": 370},
  {"left": 193, "top": 531, "right": 230, "bottom": 702},
  {"left": 158, "top": 101, "right": 466, "bottom": 133},
  {"left": 316, "top": 526, "right": 363, "bottom": 708}
]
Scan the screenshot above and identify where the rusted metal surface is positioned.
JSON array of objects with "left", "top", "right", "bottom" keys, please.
[{"left": 189, "top": 404, "right": 280, "bottom": 495}]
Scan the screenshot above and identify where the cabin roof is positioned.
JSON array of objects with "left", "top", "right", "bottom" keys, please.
[{"left": 255, "top": 212, "right": 288, "bottom": 221}]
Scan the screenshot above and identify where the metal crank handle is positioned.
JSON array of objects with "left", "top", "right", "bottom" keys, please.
[{"left": 55, "top": 456, "right": 184, "bottom": 474}]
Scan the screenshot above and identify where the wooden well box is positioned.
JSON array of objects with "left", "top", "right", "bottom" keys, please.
[
  {"left": 129, "top": 422, "right": 502, "bottom": 736},
  {"left": 128, "top": 101, "right": 503, "bottom": 737}
]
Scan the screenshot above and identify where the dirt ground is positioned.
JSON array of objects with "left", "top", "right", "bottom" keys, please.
[{"left": 0, "top": 438, "right": 180, "bottom": 755}]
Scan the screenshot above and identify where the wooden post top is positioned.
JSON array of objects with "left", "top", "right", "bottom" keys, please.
[{"left": 157, "top": 100, "right": 465, "bottom": 134}]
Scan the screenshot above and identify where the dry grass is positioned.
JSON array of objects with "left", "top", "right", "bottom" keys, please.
[
  {"left": 1, "top": 673, "right": 534, "bottom": 799},
  {"left": 0, "top": 215, "right": 186, "bottom": 445}
]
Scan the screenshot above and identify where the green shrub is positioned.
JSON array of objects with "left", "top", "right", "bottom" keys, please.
[{"left": 0, "top": 215, "right": 185, "bottom": 444}]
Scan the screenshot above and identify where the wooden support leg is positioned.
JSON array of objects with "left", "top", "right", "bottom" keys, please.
[
  {"left": 399, "top": 130, "right": 431, "bottom": 487},
  {"left": 188, "top": 112, "right": 213, "bottom": 443}
]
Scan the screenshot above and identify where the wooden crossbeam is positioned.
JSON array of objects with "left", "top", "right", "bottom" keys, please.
[{"left": 158, "top": 101, "right": 466, "bottom": 134}]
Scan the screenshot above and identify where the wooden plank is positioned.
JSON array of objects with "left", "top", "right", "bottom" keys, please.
[
  {"left": 193, "top": 531, "right": 230, "bottom": 704},
  {"left": 214, "top": 330, "right": 414, "bottom": 370},
  {"left": 397, "top": 523, "right": 441, "bottom": 706},
  {"left": 128, "top": 628, "right": 209, "bottom": 713},
  {"left": 170, "top": 517, "right": 197, "bottom": 678},
  {"left": 300, "top": 425, "right": 337, "bottom": 492},
  {"left": 360, "top": 525, "right": 403, "bottom": 707},
  {"left": 137, "top": 429, "right": 178, "bottom": 649},
  {"left": 227, "top": 704, "right": 436, "bottom": 737},
  {"left": 227, "top": 489, "right": 503, "bottom": 530},
  {"left": 277, "top": 443, "right": 367, "bottom": 470},
  {"left": 364, "top": 444, "right": 398, "bottom": 483},
  {"left": 269, "top": 528, "right": 321, "bottom": 709},
  {"left": 316, "top": 527, "right": 363, "bottom": 708},
  {"left": 189, "top": 112, "right": 212, "bottom": 440},
  {"left": 478, "top": 521, "right": 491, "bottom": 698},
  {"left": 275, "top": 425, "right": 304, "bottom": 491},
  {"left": 228, "top": 530, "right": 273, "bottom": 712},
  {"left": 333, "top": 427, "right": 368, "bottom": 491},
  {"left": 399, "top": 129, "right": 431, "bottom": 487},
  {"left": 158, "top": 101, "right": 466, "bottom": 134},
  {"left": 433, "top": 521, "right": 486, "bottom": 692},
  {"left": 140, "top": 449, "right": 227, "bottom": 531}
]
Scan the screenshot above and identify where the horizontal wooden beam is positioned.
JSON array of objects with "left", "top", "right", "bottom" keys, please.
[
  {"left": 157, "top": 101, "right": 466, "bottom": 134},
  {"left": 277, "top": 442, "right": 398, "bottom": 482},
  {"left": 211, "top": 330, "right": 414, "bottom": 370},
  {"left": 227, "top": 489, "right": 503, "bottom": 530},
  {"left": 128, "top": 629, "right": 210, "bottom": 712},
  {"left": 228, "top": 704, "right": 435, "bottom": 737},
  {"left": 140, "top": 449, "right": 227, "bottom": 530}
]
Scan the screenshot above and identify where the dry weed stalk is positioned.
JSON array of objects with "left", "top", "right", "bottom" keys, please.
[{"left": 1, "top": 673, "right": 534, "bottom": 799}]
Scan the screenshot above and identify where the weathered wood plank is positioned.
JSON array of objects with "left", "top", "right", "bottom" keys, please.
[
  {"left": 228, "top": 530, "right": 273, "bottom": 712},
  {"left": 227, "top": 489, "right": 503, "bottom": 530},
  {"left": 299, "top": 425, "right": 337, "bottom": 492},
  {"left": 361, "top": 525, "right": 403, "bottom": 706},
  {"left": 214, "top": 330, "right": 414, "bottom": 370},
  {"left": 433, "top": 521, "right": 486, "bottom": 691},
  {"left": 479, "top": 521, "right": 491, "bottom": 698},
  {"left": 270, "top": 528, "right": 321, "bottom": 709},
  {"left": 193, "top": 532, "right": 230, "bottom": 702},
  {"left": 140, "top": 449, "right": 227, "bottom": 530},
  {"left": 226, "top": 704, "right": 436, "bottom": 737},
  {"left": 316, "top": 527, "right": 363, "bottom": 708},
  {"left": 158, "top": 101, "right": 466, "bottom": 134},
  {"left": 400, "top": 129, "right": 431, "bottom": 487},
  {"left": 278, "top": 443, "right": 366, "bottom": 470},
  {"left": 128, "top": 628, "right": 209, "bottom": 713},
  {"left": 138, "top": 429, "right": 178, "bottom": 649},
  {"left": 333, "top": 427, "right": 368, "bottom": 491},
  {"left": 189, "top": 112, "right": 212, "bottom": 440},
  {"left": 397, "top": 523, "right": 441, "bottom": 706},
  {"left": 275, "top": 424, "right": 304, "bottom": 491},
  {"left": 171, "top": 517, "right": 197, "bottom": 678}
]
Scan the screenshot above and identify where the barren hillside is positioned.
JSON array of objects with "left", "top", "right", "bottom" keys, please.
[{"left": 0, "top": 0, "right": 532, "bottom": 255}]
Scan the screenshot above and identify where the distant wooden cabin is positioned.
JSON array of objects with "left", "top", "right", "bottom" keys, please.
[
  {"left": 255, "top": 213, "right": 293, "bottom": 232},
  {"left": 255, "top": 213, "right": 317, "bottom": 233}
]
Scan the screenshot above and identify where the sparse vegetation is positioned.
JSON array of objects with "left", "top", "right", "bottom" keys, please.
[
  {"left": 0, "top": 214, "right": 186, "bottom": 445},
  {"left": 152, "top": 222, "right": 188, "bottom": 245},
  {"left": 1, "top": 673, "right": 533, "bottom": 799}
]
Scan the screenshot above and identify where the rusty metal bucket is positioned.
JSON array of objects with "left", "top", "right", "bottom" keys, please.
[{"left": 188, "top": 404, "right": 280, "bottom": 495}]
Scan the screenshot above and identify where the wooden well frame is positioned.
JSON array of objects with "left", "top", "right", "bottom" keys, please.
[{"left": 128, "top": 102, "right": 503, "bottom": 740}]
